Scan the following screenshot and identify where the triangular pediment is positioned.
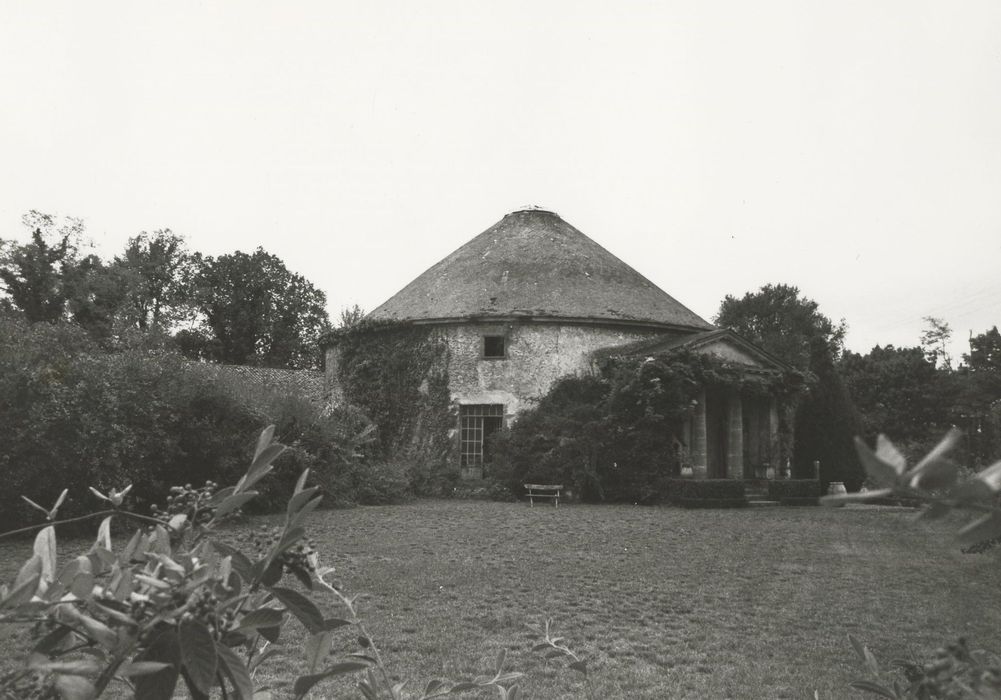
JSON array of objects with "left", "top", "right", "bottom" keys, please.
[{"left": 594, "top": 329, "right": 792, "bottom": 372}]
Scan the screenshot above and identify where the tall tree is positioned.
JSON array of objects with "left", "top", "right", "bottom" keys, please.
[
  {"left": 113, "top": 230, "right": 195, "bottom": 332},
  {"left": 716, "top": 283, "right": 862, "bottom": 486},
  {"left": 190, "top": 248, "right": 330, "bottom": 369},
  {"left": 0, "top": 211, "right": 84, "bottom": 322},
  {"left": 920, "top": 316, "right": 953, "bottom": 370},
  {"left": 840, "top": 345, "right": 954, "bottom": 457}
]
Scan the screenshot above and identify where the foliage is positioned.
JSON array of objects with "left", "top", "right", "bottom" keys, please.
[
  {"left": 715, "top": 283, "right": 862, "bottom": 487},
  {"left": 840, "top": 345, "right": 956, "bottom": 461},
  {"left": 0, "top": 427, "right": 605, "bottom": 699},
  {"left": 492, "top": 350, "right": 804, "bottom": 503},
  {"left": 337, "top": 304, "right": 366, "bottom": 329},
  {"left": 824, "top": 430, "right": 1001, "bottom": 699},
  {"left": 0, "top": 212, "right": 84, "bottom": 323},
  {"left": 0, "top": 316, "right": 379, "bottom": 528},
  {"left": 112, "top": 230, "right": 195, "bottom": 333},
  {"left": 334, "top": 321, "right": 455, "bottom": 491},
  {"left": 920, "top": 316, "right": 954, "bottom": 371},
  {"left": 189, "top": 248, "right": 330, "bottom": 369},
  {"left": 715, "top": 283, "right": 846, "bottom": 371}
]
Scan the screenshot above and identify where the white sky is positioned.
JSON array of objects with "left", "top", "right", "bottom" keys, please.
[{"left": 2, "top": 1, "right": 999, "bottom": 360}]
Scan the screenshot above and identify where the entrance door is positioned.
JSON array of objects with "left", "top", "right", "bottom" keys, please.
[
  {"left": 705, "top": 390, "right": 728, "bottom": 478},
  {"left": 459, "top": 404, "right": 505, "bottom": 478}
]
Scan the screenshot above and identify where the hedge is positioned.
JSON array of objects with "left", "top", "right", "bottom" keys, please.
[
  {"left": 768, "top": 479, "right": 821, "bottom": 505},
  {"left": 674, "top": 479, "right": 747, "bottom": 508}
]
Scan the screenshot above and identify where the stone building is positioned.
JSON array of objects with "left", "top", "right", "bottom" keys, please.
[{"left": 324, "top": 209, "right": 792, "bottom": 479}]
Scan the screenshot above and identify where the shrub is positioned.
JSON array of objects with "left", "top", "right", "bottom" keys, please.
[
  {"left": 767, "top": 479, "right": 821, "bottom": 505},
  {"left": 0, "top": 318, "right": 373, "bottom": 526},
  {"left": 352, "top": 460, "right": 412, "bottom": 505},
  {"left": 0, "top": 426, "right": 560, "bottom": 699}
]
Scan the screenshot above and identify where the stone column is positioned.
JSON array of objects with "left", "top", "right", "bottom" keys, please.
[
  {"left": 768, "top": 398, "right": 780, "bottom": 475},
  {"left": 726, "top": 392, "right": 744, "bottom": 479},
  {"left": 691, "top": 389, "right": 708, "bottom": 479}
]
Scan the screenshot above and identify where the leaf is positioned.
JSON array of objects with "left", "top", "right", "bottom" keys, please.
[
  {"left": 294, "top": 469, "right": 310, "bottom": 494},
  {"left": 305, "top": 631, "right": 334, "bottom": 674},
  {"left": 14, "top": 553, "right": 43, "bottom": 590},
  {"left": 949, "top": 479, "right": 995, "bottom": 503},
  {"left": 448, "top": 682, "right": 480, "bottom": 693},
  {"left": 289, "top": 496, "right": 323, "bottom": 531},
  {"left": 117, "top": 661, "right": 171, "bottom": 677},
  {"left": 255, "top": 425, "right": 276, "bottom": 462},
  {"left": 179, "top": 619, "right": 218, "bottom": 694},
  {"left": 293, "top": 662, "right": 370, "bottom": 698},
  {"left": 820, "top": 489, "right": 893, "bottom": 506},
  {"left": 22, "top": 495, "right": 50, "bottom": 516},
  {"left": 287, "top": 487, "right": 320, "bottom": 520},
  {"left": 211, "top": 541, "right": 255, "bottom": 582},
  {"left": 874, "top": 435, "right": 907, "bottom": 474},
  {"left": 237, "top": 607, "right": 285, "bottom": 631},
  {"left": 2, "top": 570, "right": 41, "bottom": 608},
  {"left": 53, "top": 674, "right": 96, "bottom": 700},
  {"left": 134, "top": 630, "right": 181, "bottom": 700},
  {"left": 217, "top": 642, "right": 255, "bottom": 700},
  {"left": 34, "top": 526, "right": 57, "bottom": 582},
  {"left": 975, "top": 459, "right": 1001, "bottom": 491},
  {"left": 93, "top": 516, "right": 112, "bottom": 552},
  {"left": 910, "top": 458, "right": 959, "bottom": 490},
  {"left": 854, "top": 438, "right": 899, "bottom": 488},
  {"left": 863, "top": 647, "right": 880, "bottom": 676},
  {"left": 849, "top": 680, "right": 899, "bottom": 699},
  {"left": 424, "top": 679, "right": 447, "bottom": 696},
  {"left": 216, "top": 492, "right": 259, "bottom": 519},
  {"left": 495, "top": 647, "right": 507, "bottom": 675},
  {"left": 957, "top": 511, "right": 1001, "bottom": 546},
  {"left": 271, "top": 586, "right": 324, "bottom": 633},
  {"left": 259, "top": 625, "right": 281, "bottom": 643},
  {"left": 321, "top": 617, "right": 352, "bottom": 631},
  {"left": 908, "top": 428, "right": 962, "bottom": 480}
]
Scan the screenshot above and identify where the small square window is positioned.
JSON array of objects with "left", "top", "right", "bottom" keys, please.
[{"left": 483, "top": 335, "right": 506, "bottom": 359}]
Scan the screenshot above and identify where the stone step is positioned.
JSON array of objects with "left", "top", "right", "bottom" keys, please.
[{"left": 747, "top": 499, "right": 781, "bottom": 507}]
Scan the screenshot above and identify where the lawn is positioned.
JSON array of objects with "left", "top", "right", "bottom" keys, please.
[{"left": 2, "top": 501, "right": 1000, "bottom": 699}]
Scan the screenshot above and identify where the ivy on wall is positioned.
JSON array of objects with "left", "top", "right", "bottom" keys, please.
[
  {"left": 492, "top": 349, "right": 809, "bottom": 503},
  {"left": 334, "top": 320, "right": 456, "bottom": 491}
]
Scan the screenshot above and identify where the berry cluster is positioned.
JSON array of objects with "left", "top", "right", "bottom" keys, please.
[
  {"left": 247, "top": 526, "right": 317, "bottom": 580},
  {"left": 151, "top": 481, "right": 219, "bottom": 524},
  {"left": 180, "top": 588, "right": 237, "bottom": 640}
]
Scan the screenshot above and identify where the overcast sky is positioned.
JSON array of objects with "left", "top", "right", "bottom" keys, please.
[{"left": 2, "top": 1, "right": 999, "bottom": 360}]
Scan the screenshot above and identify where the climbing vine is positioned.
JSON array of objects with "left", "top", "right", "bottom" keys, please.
[
  {"left": 333, "top": 320, "right": 456, "bottom": 492},
  {"left": 492, "top": 349, "right": 809, "bottom": 503}
]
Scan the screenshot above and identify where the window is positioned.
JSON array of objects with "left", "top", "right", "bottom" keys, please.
[
  {"left": 459, "top": 404, "right": 505, "bottom": 467},
  {"left": 482, "top": 335, "right": 506, "bottom": 359}
]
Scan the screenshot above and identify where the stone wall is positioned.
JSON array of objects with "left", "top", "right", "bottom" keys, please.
[{"left": 442, "top": 321, "right": 662, "bottom": 419}]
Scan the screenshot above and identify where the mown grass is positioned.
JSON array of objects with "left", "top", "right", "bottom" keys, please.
[{"left": 2, "top": 501, "right": 1000, "bottom": 699}]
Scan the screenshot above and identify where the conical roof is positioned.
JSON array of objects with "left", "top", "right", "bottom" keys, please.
[{"left": 368, "top": 209, "right": 714, "bottom": 330}]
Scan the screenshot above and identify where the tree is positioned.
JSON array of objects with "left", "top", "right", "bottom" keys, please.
[
  {"left": 190, "top": 248, "right": 330, "bottom": 369},
  {"left": 954, "top": 326, "right": 1001, "bottom": 467},
  {"left": 920, "top": 316, "right": 953, "bottom": 370},
  {"left": 964, "top": 326, "right": 1001, "bottom": 374},
  {"left": 0, "top": 211, "right": 84, "bottom": 323},
  {"left": 338, "top": 303, "right": 366, "bottom": 329},
  {"left": 112, "top": 229, "right": 195, "bottom": 332},
  {"left": 715, "top": 284, "right": 862, "bottom": 486},
  {"left": 840, "top": 345, "right": 954, "bottom": 458}
]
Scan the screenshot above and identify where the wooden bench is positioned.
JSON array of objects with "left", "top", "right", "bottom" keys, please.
[{"left": 524, "top": 483, "right": 563, "bottom": 507}]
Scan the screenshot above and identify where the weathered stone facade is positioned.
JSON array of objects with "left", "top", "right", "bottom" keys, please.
[{"left": 323, "top": 209, "right": 793, "bottom": 479}]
